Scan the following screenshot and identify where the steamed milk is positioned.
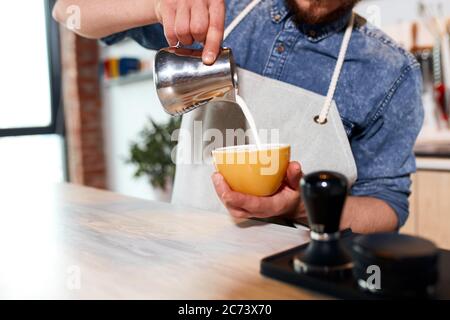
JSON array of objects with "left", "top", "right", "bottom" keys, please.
[{"left": 235, "top": 95, "right": 262, "bottom": 149}]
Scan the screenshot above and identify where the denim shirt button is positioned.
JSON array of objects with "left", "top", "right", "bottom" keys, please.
[
  {"left": 274, "top": 14, "right": 282, "bottom": 22},
  {"left": 276, "top": 43, "right": 285, "bottom": 53}
]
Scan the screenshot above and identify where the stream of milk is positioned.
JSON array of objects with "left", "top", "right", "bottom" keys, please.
[{"left": 235, "top": 94, "right": 262, "bottom": 149}]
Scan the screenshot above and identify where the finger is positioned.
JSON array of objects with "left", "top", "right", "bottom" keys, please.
[
  {"left": 212, "top": 174, "right": 261, "bottom": 212},
  {"left": 221, "top": 189, "right": 286, "bottom": 218},
  {"left": 222, "top": 190, "right": 260, "bottom": 212},
  {"left": 223, "top": 194, "right": 270, "bottom": 219},
  {"left": 228, "top": 207, "right": 251, "bottom": 219},
  {"left": 174, "top": 2, "right": 193, "bottom": 45},
  {"left": 154, "top": 0, "right": 163, "bottom": 22},
  {"left": 212, "top": 172, "right": 230, "bottom": 197},
  {"left": 202, "top": 1, "right": 225, "bottom": 64},
  {"left": 161, "top": 5, "right": 177, "bottom": 46},
  {"left": 235, "top": 186, "right": 300, "bottom": 218},
  {"left": 286, "top": 161, "right": 302, "bottom": 190},
  {"left": 212, "top": 173, "right": 245, "bottom": 208},
  {"left": 190, "top": 1, "right": 209, "bottom": 43},
  {"left": 211, "top": 174, "right": 252, "bottom": 218},
  {"left": 213, "top": 173, "right": 297, "bottom": 218}
]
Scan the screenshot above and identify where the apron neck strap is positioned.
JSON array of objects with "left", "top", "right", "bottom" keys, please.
[
  {"left": 317, "top": 12, "right": 355, "bottom": 124},
  {"left": 224, "top": 1, "right": 355, "bottom": 125},
  {"left": 223, "top": 0, "right": 262, "bottom": 40}
]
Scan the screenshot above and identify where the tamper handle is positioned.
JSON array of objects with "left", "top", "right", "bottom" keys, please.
[{"left": 301, "top": 171, "right": 348, "bottom": 234}]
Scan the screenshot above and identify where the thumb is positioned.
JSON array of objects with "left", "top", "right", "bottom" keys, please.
[{"left": 286, "top": 161, "right": 302, "bottom": 190}]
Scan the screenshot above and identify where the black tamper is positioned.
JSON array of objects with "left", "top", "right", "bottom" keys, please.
[{"left": 293, "top": 171, "right": 353, "bottom": 278}]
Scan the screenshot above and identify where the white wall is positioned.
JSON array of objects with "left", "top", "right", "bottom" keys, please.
[
  {"left": 355, "top": 0, "right": 450, "bottom": 49},
  {"left": 101, "top": 40, "right": 170, "bottom": 201},
  {"left": 355, "top": 0, "right": 450, "bottom": 27}
]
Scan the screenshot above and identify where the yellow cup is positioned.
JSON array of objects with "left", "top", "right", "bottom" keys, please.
[{"left": 212, "top": 144, "right": 291, "bottom": 196}]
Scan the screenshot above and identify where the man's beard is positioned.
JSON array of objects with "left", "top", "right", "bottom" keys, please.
[{"left": 285, "top": 0, "right": 360, "bottom": 25}]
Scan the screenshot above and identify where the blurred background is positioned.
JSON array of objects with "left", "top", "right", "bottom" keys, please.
[{"left": 0, "top": 0, "right": 449, "bottom": 247}]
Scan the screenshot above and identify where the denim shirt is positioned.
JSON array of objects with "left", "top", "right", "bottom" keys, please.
[{"left": 103, "top": 0, "right": 424, "bottom": 227}]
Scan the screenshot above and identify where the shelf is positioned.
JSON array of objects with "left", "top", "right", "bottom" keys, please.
[
  {"left": 416, "top": 157, "right": 450, "bottom": 171},
  {"left": 103, "top": 70, "right": 154, "bottom": 87},
  {"left": 415, "top": 129, "right": 450, "bottom": 159}
]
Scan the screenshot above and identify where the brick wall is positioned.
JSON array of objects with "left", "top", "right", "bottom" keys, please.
[{"left": 60, "top": 27, "right": 106, "bottom": 189}]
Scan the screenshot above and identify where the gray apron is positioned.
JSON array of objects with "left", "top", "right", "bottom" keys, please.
[{"left": 171, "top": 1, "right": 357, "bottom": 213}]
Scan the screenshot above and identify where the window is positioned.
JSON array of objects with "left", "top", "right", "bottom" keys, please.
[
  {"left": 0, "top": 1, "right": 66, "bottom": 185},
  {"left": 0, "top": 0, "right": 62, "bottom": 137}
]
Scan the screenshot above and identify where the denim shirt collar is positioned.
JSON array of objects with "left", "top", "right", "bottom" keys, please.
[{"left": 270, "top": 0, "right": 352, "bottom": 42}]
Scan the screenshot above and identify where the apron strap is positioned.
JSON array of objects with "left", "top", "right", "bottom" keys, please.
[
  {"left": 223, "top": 1, "right": 354, "bottom": 125},
  {"left": 223, "top": 0, "right": 262, "bottom": 40},
  {"left": 316, "top": 13, "right": 355, "bottom": 124}
]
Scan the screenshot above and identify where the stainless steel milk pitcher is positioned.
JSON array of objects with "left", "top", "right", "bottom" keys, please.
[{"left": 154, "top": 47, "right": 238, "bottom": 115}]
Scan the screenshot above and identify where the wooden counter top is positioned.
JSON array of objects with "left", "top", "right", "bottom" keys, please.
[{"left": 0, "top": 183, "right": 320, "bottom": 299}]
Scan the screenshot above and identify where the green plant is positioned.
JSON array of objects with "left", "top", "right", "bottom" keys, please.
[{"left": 128, "top": 116, "right": 181, "bottom": 191}]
